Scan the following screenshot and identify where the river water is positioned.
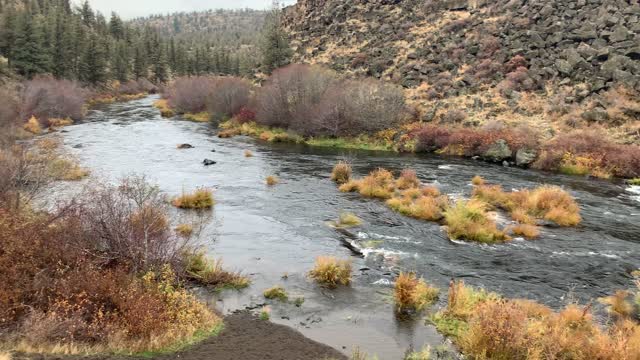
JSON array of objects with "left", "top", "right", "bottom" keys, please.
[{"left": 55, "top": 96, "right": 640, "bottom": 359}]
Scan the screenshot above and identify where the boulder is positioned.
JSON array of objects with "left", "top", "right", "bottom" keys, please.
[
  {"left": 484, "top": 139, "right": 512, "bottom": 162},
  {"left": 516, "top": 148, "right": 537, "bottom": 167},
  {"left": 203, "top": 159, "right": 217, "bottom": 166}
]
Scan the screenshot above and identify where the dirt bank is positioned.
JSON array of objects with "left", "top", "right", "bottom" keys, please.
[{"left": 15, "top": 312, "right": 347, "bottom": 360}]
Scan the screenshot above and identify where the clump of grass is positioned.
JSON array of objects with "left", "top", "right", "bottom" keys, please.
[
  {"left": 471, "top": 175, "right": 485, "bottom": 186},
  {"left": 259, "top": 306, "right": 271, "bottom": 321},
  {"left": 153, "top": 99, "right": 175, "bottom": 118},
  {"left": 339, "top": 179, "right": 361, "bottom": 193},
  {"left": 629, "top": 178, "right": 640, "bottom": 186},
  {"left": 331, "top": 160, "right": 352, "bottom": 184},
  {"left": 23, "top": 116, "right": 42, "bottom": 134},
  {"left": 358, "top": 168, "right": 395, "bottom": 199},
  {"left": 172, "top": 188, "right": 214, "bottom": 209},
  {"left": 175, "top": 224, "right": 194, "bottom": 237},
  {"left": 293, "top": 297, "right": 305, "bottom": 307},
  {"left": 599, "top": 290, "right": 634, "bottom": 319},
  {"left": 47, "top": 118, "right": 73, "bottom": 128},
  {"left": 49, "top": 157, "right": 90, "bottom": 181},
  {"left": 266, "top": 175, "right": 279, "bottom": 186},
  {"left": 337, "top": 212, "right": 362, "bottom": 227},
  {"left": 473, "top": 181, "right": 582, "bottom": 227},
  {"left": 444, "top": 200, "right": 510, "bottom": 243},
  {"left": 308, "top": 256, "right": 352, "bottom": 288},
  {"left": 396, "top": 169, "right": 420, "bottom": 190},
  {"left": 404, "top": 347, "right": 431, "bottom": 360},
  {"left": 244, "top": 150, "right": 254, "bottom": 157},
  {"left": 184, "top": 252, "right": 249, "bottom": 289},
  {"left": 510, "top": 224, "right": 540, "bottom": 239},
  {"left": 183, "top": 112, "right": 210, "bottom": 122},
  {"left": 394, "top": 272, "right": 439, "bottom": 313},
  {"left": 263, "top": 286, "right": 288, "bottom": 301},
  {"left": 387, "top": 188, "right": 449, "bottom": 221}
]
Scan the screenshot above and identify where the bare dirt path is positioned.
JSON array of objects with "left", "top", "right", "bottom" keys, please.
[{"left": 17, "top": 312, "right": 347, "bottom": 360}]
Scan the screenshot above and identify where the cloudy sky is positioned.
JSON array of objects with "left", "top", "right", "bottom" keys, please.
[{"left": 81, "top": 0, "right": 297, "bottom": 19}]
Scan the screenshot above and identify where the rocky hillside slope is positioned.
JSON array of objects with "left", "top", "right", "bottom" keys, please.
[{"left": 284, "top": 0, "right": 640, "bottom": 143}]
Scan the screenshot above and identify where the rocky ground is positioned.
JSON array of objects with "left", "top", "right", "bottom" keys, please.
[{"left": 15, "top": 312, "right": 346, "bottom": 360}]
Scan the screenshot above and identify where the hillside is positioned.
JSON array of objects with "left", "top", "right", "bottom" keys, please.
[{"left": 283, "top": 0, "right": 640, "bottom": 143}]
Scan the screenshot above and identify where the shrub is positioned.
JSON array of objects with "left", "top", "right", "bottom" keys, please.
[
  {"left": 206, "top": 77, "right": 252, "bottom": 120},
  {"left": 172, "top": 188, "right": 214, "bottom": 209},
  {"left": 235, "top": 107, "right": 256, "bottom": 124},
  {"left": 394, "top": 272, "right": 439, "bottom": 314},
  {"left": 21, "top": 76, "right": 87, "bottom": 121},
  {"left": 308, "top": 256, "right": 352, "bottom": 288},
  {"left": 184, "top": 252, "right": 249, "bottom": 289},
  {"left": 599, "top": 290, "right": 634, "bottom": 319},
  {"left": 441, "top": 109, "right": 467, "bottom": 124},
  {"left": 413, "top": 125, "right": 452, "bottom": 152},
  {"left": 266, "top": 175, "right": 279, "bottom": 186},
  {"left": 337, "top": 212, "right": 362, "bottom": 227},
  {"left": 23, "top": 116, "right": 42, "bottom": 134},
  {"left": 331, "top": 161, "right": 352, "bottom": 184},
  {"left": 444, "top": 200, "right": 509, "bottom": 243},
  {"left": 165, "top": 76, "right": 217, "bottom": 114},
  {"left": 263, "top": 286, "right": 288, "bottom": 301}
]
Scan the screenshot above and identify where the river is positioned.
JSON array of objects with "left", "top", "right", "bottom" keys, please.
[{"left": 54, "top": 95, "right": 640, "bottom": 359}]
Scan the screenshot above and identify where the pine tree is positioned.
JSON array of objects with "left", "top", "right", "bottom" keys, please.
[
  {"left": 112, "top": 40, "right": 129, "bottom": 82},
  {"left": 133, "top": 46, "right": 146, "bottom": 79},
  {"left": 261, "top": 0, "right": 292, "bottom": 74},
  {"left": 80, "top": 1, "right": 94, "bottom": 28},
  {"left": 109, "top": 12, "right": 124, "bottom": 40},
  {"left": 79, "top": 33, "right": 107, "bottom": 84},
  {"left": 12, "top": 12, "right": 50, "bottom": 78}
]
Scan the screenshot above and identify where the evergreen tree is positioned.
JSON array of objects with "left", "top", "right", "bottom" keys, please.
[
  {"left": 109, "top": 12, "right": 124, "bottom": 40},
  {"left": 260, "top": 0, "right": 291, "bottom": 74},
  {"left": 79, "top": 33, "right": 107, "bottom": 84},
  {"left": 80, "top": 0, "right": 94, "bottom": 28},
  {"left": 12, "top": 12, "right": 50, "bottom": 77},
  {"left": 112, "top": 40, "right": 129, "bottom": 82}
]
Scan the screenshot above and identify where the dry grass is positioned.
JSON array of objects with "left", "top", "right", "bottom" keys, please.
[
  {"left": 153, "top": 99, "right": 175, "bottom": 118},
  {"left": 444, "top": 200, "right": 509, "bottom": 243},
  {"left": 338, "top": 180, "right": 361, "bottom": 193},
  {"left": 172, "top": 189, "right": 214, "bottom": 209},
  {"left": 23, "top": 116, "right": 42, "bottom": 134},
  {"left": 331, "top": 161, "right": 352, "bottom": 184},
  {"left": 358, "top": 168, "right": 395, "bottom": 199},
  {"left": 48, "top": 158, "right": 90, "bottom": 181},
  {"left": 263, "top": 286, "right": 288, "bottom": 301},
  {"left": 266, "top": 175, "right": 279, "bottom": 186},
  {"left": 471, "top": 175, "right": 485, "bottom": 186},
  {"left": 308, "top": 256, "right": 352, "bottom": 288},
  {"left": 405, "top": 347, "right": 431, "bottom": 360},
  {"left": 175, "top": 224, "right": 194, "bottom": 237},
  {"left": 394, "top": 272, "right": 439, "bottom": 313},
  {"left": 0, "top": 352, "right": 11, "bottom": 360},
  {"left": 599, "top": 290, "right": 634, "bottom": 319},
  {"left": 473, "top": 181, "right": 582, "bottom": 227},
  {"left": 510, "top": 224, "right": 540, "bottom": 239},
  {"left": 47, "top": 118, "right": 73, "bottom": 128},
  {"left": 184, "top": 252, "right": 249, "bottom": 289},
  {"left": 387, "top": 187, "right": 448, "bottom": 221},
  {"left": 183, "top": 112, "right": 210, "bottom": 122},
  {"left": 396, "top": 169, "right": 420, "bottom": 190},
  {"left": 244, "top": 150, "right": 254, "bottom": 157},
  {"left": 337, "top": 212, "right": 362, "bottom": 227}
]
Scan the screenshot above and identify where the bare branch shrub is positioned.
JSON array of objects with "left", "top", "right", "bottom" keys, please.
[
  {"left": 164, "top": 76, "right": 218, "bottom": 114},
  {"left": 20, "top": 76, "right": 88, "bottom": 121},
  {"left": 206, "top": 77, "right": 253, "bottom": 120}
]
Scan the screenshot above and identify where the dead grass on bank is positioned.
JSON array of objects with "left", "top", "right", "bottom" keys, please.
[
  {"left": 308, "top": 256, "right": 352, "bottom": 288},
  {"left": 154, "top": 99, "right": 175, "bottom": 118},
  {"left": 184, "top": 252, "right": 250, "bottom": 290}
]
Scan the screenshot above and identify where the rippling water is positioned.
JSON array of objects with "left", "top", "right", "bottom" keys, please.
[{"left": 56, "top": 96, "right": 640, "bottom": 358}]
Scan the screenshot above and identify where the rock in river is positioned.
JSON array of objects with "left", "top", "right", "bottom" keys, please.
[
  {"left": 177, "top": 143, "right": 194, "bottom": 149},
  {"left": 203, "top": 159, "right": 217, "bottom": 166}
]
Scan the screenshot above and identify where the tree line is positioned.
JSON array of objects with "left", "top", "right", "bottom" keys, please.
[{"left": 0, "top": 0, "right": 261, "bottom": 85}]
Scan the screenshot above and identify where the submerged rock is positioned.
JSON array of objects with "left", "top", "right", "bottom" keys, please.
[
  {"left": 203, "top": 159, "right": 217, "bottom": 166},
  {"left": 484, "top": 139, "right": 512, "bottom": 162}
]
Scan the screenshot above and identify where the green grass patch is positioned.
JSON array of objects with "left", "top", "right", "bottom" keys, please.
[{"left": 306, "top": 136, "right": 394, "bottom": 151}]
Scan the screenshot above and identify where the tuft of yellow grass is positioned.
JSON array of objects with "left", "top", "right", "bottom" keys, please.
[
  {"left": 337, "top": 212, "right": 362, "bottom": 227},
  {"left": 331, "top": 160, "right": 352, "bottom": 184},
  {"left": 172, "top": 188, "right": 214, "bottom": 209},
  {"left": 308, "top": 256, "right": 352, "bottom": 288},
  {"left": 338, "top": 179, "right": 361, "bottom": 193},
  {"left": 183, "top": 112, "right": 210, "bottom": 122},
  {"left": 387, "top": 187, "right": 448, "bottom": 221},
  {"left": 358, "top": 168, "right": 395, "bottom": 199},
  {"left": 396, "top": 169, "right": 420, "bottom": 190},
  {"left": 185, "top": 252, "right": 249, "bottom": 289},
  {"left": 471, "top": 175, "right": 485, "bottom": 186},
  {"left": 263, "top": 286, "right": 288, "bottom": 301},
  {"left": 153, "top": 99, "right": 175, "bottom": 118},
  {"left": 175, "top": 224, "right": 194, "bottom": 237},
  {"left": 395, "top": 272, "right": 439, "bottom": 313},
  {"left": 23, "top": 116, "right": 42, "bottom": 134},
  {"left": 47, "top": 118, "right": 74, "bottom": 128},
  {"left": 266, "top": 175, "right": 279, "bottom": 186},
  {"left": 244, "top": 150, "right": 254, "bottom": 157},
  {"left": 49, "top": 158, "right": 90, "bottom": 181},
  {"left": 444, "top": 200, "right": 509, "bottom": 244},
  {"left": 511, "top": 224, "right": 540, "bottom": 239}
]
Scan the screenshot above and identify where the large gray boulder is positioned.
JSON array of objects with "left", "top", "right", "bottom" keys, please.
[{"left": 484, "top": 139, "right": 512, "bottom": 162}]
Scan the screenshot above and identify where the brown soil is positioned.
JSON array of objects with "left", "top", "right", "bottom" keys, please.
[{"left": 15, "top": 312, "right": 347, "bottom": 360}]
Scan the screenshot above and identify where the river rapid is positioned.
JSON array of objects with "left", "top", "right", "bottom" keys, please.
[{"left": 53, "top": 96, "right": 640, "bottom": 359}]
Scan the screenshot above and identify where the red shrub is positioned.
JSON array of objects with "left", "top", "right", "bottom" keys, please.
[
  {"left": 413, "top": 125, "right": 452, "bottom": 152},
  {"left": 21, "top": 76, "right": 88, "bottom": 121},
  {"left": 235, "top": 107, "right": 256, "bottom": 124},
  {"left": 499, "top": 67, "right": 538, "bottom": 94}
]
